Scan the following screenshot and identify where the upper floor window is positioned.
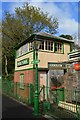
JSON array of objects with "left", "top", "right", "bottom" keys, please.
[
  {"left": 24, "top": 44, "right": 28, "bottom": 53},
  {"left": 16, "top": 43, "right": 28, "bottom": 57},
  {"left": 54, "top": 42, "right": 63, "bottom": 53},
  {"left": 45, "top": 41, "right": 53, "bottom": 51},
  {"left": 39, "top": 41, "right": 44, "bottom": 50},
  {"left": 29, "top": 42, "right": 33, "bottom": 51}
]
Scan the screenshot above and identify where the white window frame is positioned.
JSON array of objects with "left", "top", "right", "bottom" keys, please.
[
  {"left": 20, "top": 74, "right": 24, "bottom": 89},
  {"left": 16, "top": 43, "right": 28, "bottom": 57},
  {"left": 55, "top": 42, "right": 63, "bottom": 53},
  {"left": 29, "top": 42, "right": 33, "bottom": 51},
  {"left": 45, "top": 40, "right": 53, "bottom": 51},
  {"left": 39, "top": 40, "right": 44, "bottom": 50}
]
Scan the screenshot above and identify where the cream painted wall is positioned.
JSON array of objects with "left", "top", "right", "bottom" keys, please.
[
  {"left": 15, "top": 43, "right": 70, "bottom": 70},
  {"left": 38, "top": 43, "right": 70, "bottom": 68},
  {"left": 15, "top": 52, "right": 33, "bottom": 71}
]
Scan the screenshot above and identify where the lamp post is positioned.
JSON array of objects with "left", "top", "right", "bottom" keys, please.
[{"left": 31, "top": 40, "right": 41, "bottom": 116}]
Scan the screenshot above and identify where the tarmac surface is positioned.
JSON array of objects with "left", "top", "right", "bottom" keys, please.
[
  {"left": 2, "top": 94, "right": 78, "bottom": 120},
  {"left": 2, "top": 94, "right": 50, "bottom": 119}
]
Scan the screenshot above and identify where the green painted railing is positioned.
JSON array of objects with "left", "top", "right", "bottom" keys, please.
[
  {"left": 2, "top": 80, "right": 80, "bottom": 119},
  {"left": 2, "top": 80, "right": 34, "bottom": 105}
]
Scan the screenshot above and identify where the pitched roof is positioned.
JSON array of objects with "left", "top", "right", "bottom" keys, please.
[
  {"left": 15, "top": 32, "right": 74, "bottom": 49},
  {"left": 33, "top": 32, "right": 74, "bottom": 43}
]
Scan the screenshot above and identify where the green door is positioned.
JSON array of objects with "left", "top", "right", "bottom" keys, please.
[{"left": 57, "top": 88, "right": 64, "bottom": 104}]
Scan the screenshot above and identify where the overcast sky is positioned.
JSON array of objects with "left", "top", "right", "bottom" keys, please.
[{"left": 1, "top": 0, "right": 80, "bottom": 45}]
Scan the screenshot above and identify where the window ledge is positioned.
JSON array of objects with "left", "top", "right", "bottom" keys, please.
[
  {"left": 54, "top": 52, "right": 64, "bottom": 54},
  {"left": 39, "top": 49, "right": 54, "bottom": 53}
]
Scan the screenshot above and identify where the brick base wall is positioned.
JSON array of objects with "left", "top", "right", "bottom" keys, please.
[
  {"left": 14, "top": 69, "right": 36, "bottom": 84},
  {"left": 14, "top": 69, "right": 35, "bottom": 99}
]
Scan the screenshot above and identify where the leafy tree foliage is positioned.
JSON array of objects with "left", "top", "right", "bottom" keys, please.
[
  {"left": 2, "top": 2, "right": 58, "bottom": 75},
  {"left": 59, "top": 34, "right": 80, "bottom": 50},
  {"left": 59, "top": 34, "right": 73, "bottom": 40}
]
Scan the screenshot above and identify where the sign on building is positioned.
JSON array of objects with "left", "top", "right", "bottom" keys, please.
[{"left": 17, "top": 58, "right": 29, "bottom": 67}]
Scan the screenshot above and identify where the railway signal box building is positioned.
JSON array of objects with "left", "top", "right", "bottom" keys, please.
[{"left": 14, "top": 32, "right": 74, "bottom": 101}]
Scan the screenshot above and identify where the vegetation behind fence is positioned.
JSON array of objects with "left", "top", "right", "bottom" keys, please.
[{"left": 2, "top": 80, "right": 80, "bottom": 119}]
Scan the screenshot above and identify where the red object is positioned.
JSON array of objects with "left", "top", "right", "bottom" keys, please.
[
  {"left": 51, "top": 86, "right": 57, "bottom": 90},
  {"left": 58, "top": 86, "right": 64, "bottom": 89},
  {"left": 51, "top": 86, "right": 64, "bottom": 90},
  {"left": 74, "top": 63, "right": 80, "bottom": 71}
]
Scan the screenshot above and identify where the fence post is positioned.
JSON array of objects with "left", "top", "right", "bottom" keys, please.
[
  {"left": 60, "top": 88, "right": 65, "bottom": 101},
  {"left": 75, "top": 90, "right": 80, "bottom": 120},
  {"left": 16, "top": 82, "right": 18, "bottom": 98},
  {"left": 11, "top": 82, "right": 14, "bottom": 97},
  {"left": 6, "top": 79, "right": 9, "bottom": 94},
  {"left": 43, "top": 85, "right": 45, "bottom": 101},
  {"left": 55, "top": 89, "right": 58, "bottom": 105}
]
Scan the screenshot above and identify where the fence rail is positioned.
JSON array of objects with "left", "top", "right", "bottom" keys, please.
[
  {"left": 2, "top": 80, "right": 80, "bottom": 119},
  {"left": 2, "top": 80, "right": 34, "bottom": 105}
]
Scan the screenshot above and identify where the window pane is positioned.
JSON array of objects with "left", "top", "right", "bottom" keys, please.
[
  {"left": 45, "top": 41, "right": 53, "bottom": 51},
  {"left": 42, "top": 41, "right": 44, "bottom": 50},
  {"left": 48, "top": 41, "right": 50, "bottom": 50},
  {"left": 24, "top": 44, "right": 28, "bottom": 53},
  {"left": 16, "top": 43, "right": 28, "bottom": 57},
  {"left": 54, "top": 42, "right": 63, "bottom": 53},
  {"left": 39, "top": 41, "right": 44, "bottom": 50},
  {"left": 45, "top": 41, "right": 47, "bottom": 50},
  {"left": 51, "top": 42, "right": 53, "bottom": 51},
  {"left": 20, "top": 74, "right": 24, "bottom": 89},
  {"left": 29, "top": 42, "right": 33, "bottom": 51}
]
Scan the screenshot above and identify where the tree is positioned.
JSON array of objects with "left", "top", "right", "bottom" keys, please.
[
  {"left": 59, "top": 34, "right": 73, "bottom": 40},
  {"left": 72, "top": 34, "right": 80, "bottom": 50},
  {"left": 2, "top": 2, "right": 58, "bottom": 76},
  {"left": 59, "top": 34, "right": 80, "bottom": 50}
]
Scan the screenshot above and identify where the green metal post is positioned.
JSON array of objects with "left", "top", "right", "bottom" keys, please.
[
  {"left": 46, "top": 72, "right": 48, "bottom": 101},
  {"left": 34, "top": 50, "right": 39, "bottom": 116},
  {"left": 43, "top": 85, "right": 45, "bottom": 101},
  {"left": 29, "top": 84, "right": 33, "bottom": 104}
]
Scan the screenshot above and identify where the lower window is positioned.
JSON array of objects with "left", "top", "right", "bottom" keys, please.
[{"left": 20, "top": 74, "right": 24, "bottom": 89}]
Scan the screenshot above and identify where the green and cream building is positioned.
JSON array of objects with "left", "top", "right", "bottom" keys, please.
[{"left": 14, "top": 32, "right": 74, "bottom": 100}]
